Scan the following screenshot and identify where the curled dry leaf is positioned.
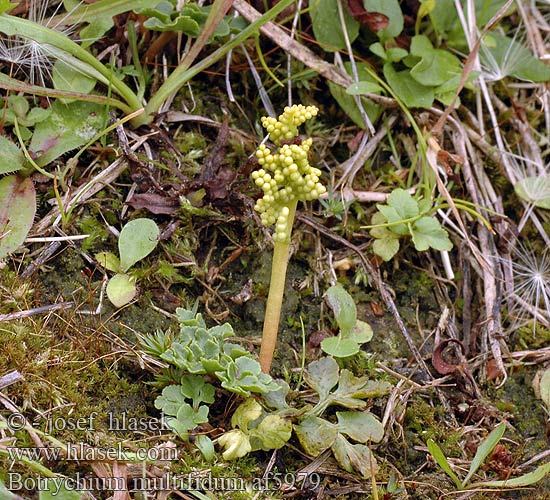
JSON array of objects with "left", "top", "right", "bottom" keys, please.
[{"left": 432, "top": 338, "right": 466, "bottom": 375}]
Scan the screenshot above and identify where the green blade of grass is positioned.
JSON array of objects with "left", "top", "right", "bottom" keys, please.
[
  {"left": 427, "top": 439, "right": 462, "bottom": 489},
  {"left": 462, "top": 422, "right": 506, "bottom": 486},
  {"left": 469, "top": 461, "right": 550, "bottom": 489},
  {"left": 0, "top": 73, "right": 133, "bottom": 113}
]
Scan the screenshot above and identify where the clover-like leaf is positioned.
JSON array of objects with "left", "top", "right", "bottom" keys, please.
[
  {"left": 294, "top": 416, "right": 338, "bottom": 457},
  {"left": 179, "top": 375, "right": 215, "bottom": 410},
  {"left": 411, "top": 216, "right": 452, "bottom": 252},
  {"left": 118, "top": 218, "right": 160, "bottom": 271},
  {"left": 165, "top": 402, "right": 209, "bottom": 438},
  {"left": 337, "top": 411, "right": 384, "bottom": 443},
  {"left": 154, "top": 384, "right": 186, "bottom": 416},
  {"left": 303, "top": 356, "right": 340, "bottom": 400}
]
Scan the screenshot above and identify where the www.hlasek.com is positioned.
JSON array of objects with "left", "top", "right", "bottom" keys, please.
[
  {"left": 7, "top": 472, "right": 322, "bottom": 494},
  {"left": 7, "top": 442, "right": 178, "bottom": 462}
]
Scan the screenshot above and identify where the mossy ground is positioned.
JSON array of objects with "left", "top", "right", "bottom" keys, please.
[{"left": 2, "top": 227, "right": 549, "bottom": 499}]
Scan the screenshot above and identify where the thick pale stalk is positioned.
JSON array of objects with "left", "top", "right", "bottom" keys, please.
[{"left": 259, "top": 201, "right": 297, "bottom": 373}]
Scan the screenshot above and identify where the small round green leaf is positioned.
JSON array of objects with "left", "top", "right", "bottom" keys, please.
[
  {"left": 106, "top": 273, "right": 137, "bottom": 308},
  {"left": 118, "top": 218, "right": 160, "bottom": 271}
]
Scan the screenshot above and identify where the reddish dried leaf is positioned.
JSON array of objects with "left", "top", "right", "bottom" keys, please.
[
  {"left": 432, "top": 339, "right": 465, "bottom": 375},
  {"left": 126, "top": 193, "right": 180, "bottom": 215},
  {"left": 204, "top": 166, "right": 236, "bottom": 200},
  {"left": 345, "top": 0, "right": 389, "bottom": 30}
]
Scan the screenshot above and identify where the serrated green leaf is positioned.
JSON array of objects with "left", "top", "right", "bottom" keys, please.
[
  {"left": 311, "top": 0, "right": 359, "bottom": 51},
  {"left": 95, "top": 251, "right": 121, "bottom": 272},
  {"left": 386, "top": 188, "right": 420, "bottom": 219},
  {"left": 262, "top": 380, "right": 290, "bottom": 410},
  {"left": 411, "top": 216, "right": 452, "bottom": 252},
  {"left": 383, "top": 63, "right": 434, "bottom": 108},
  {"left": 0, "top": 175, "right": 36, "bottom": 258},
  {"left": 166, "top": 402, "right": 209, "bottom": 437},
  {"left": 337, "top": 411, "right": 384, "bottom": 443},
  {"left": 118, "top": 218, "right": 160, "bottom": 271},
  {"left": 303, "top": 356, "right": 340, "bottom": 399},
  {"left": 0, "top": 136, "right": 25, "bottom": 174},
  {"left": 294, "top": 416, "right": 338, "bottom": 456},
  {"left": 514, "top": 175, "right": 550, "bottom": 209},
  {"left": 106, "top": 273, "right": 137, "bottom": 307},
  {"left": 330, "top": 371, "right": 392, "bottom": 409}
]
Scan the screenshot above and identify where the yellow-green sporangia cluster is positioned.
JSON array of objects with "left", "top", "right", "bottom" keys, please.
[{"left": 251, "top": 105, "right": 326, "bottom": 242}]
